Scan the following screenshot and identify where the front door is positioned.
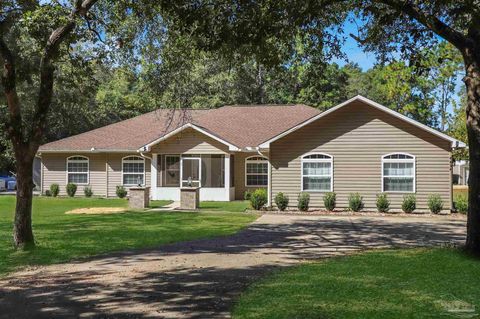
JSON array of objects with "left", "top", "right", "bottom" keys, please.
[{"left": 181, "top": 157, "right": 201, "bottom": 187}]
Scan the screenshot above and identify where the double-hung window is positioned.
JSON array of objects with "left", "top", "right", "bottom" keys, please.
[
  {"left": 245, "top": 156, "right": 268, "bottom": 187},
  {"left": 122, "top": 156, "right": 145, "bottom": 186},
  {"left": 382, "top": 153, "right": 415, "bottom": 192},
  {"left": 301, "top": 153, "right": 333, "bottom": 192},
  {"left": 66, "top": 156, "right": 89, "bottom": 184}
]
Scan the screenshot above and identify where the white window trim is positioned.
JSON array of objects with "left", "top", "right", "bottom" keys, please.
[
  {"left": 301, "top": 152, "right": 333, "bottom": 192},
  {"left": 245, "top": 155, "right": 269, "bottom": 187},
  {"left": 66, "top": 155, "right": 89, "bottom": 185},
  {"left": 180, "top": 156, "right": 202, "bottom": 187},
  {"left": 122, "top": 156, "right": 145, "bottom": 186},
  {"left": 164, "top": 155, "right": 181, "bottom": 187},
  {"left": 381, "top": 152, "right": 416, "bottom": 193}
]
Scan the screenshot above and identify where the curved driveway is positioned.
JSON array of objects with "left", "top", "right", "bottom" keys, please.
[{"left": 0, "top": 214, "right": 466, "bottom": 318}]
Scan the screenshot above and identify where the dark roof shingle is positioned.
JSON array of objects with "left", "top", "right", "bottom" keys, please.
[{"left": 39, "top": 104, "right": 320, "bottom": 151}]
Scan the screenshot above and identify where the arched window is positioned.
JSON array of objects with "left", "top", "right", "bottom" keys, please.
[
  {"left": 122, "top": 156, "right": 145, "bottom": 186},
  {"left": 301, "top": 153, "right": 333, "bottom": 192},
  {"left": 66, "top": 156, "right": 89, "bottom": 184},
  {"left": 382, "top": 153, "right": 415, "bottom": 192},
  {"left": 245, "top": 156, "right": 268, "bottom": 187}
]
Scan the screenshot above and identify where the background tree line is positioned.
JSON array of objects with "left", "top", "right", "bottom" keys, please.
[{"left": 0, "top": 39, "right": 465, "bottom": 174}]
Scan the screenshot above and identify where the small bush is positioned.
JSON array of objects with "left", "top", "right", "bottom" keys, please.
[
  {"left": 66, "top": 183, "right": 77, "bottom": 197},
  {"left": 116, "top": 185, "right": 127, "bottom": 199},
  {"left": 376, "top": 193, "right": 390, "bottom": 213},
  {"left": 44, "top": 190, "right": 52, "bottom": 197},
  {"left": 402, "top": 194, "right": 417, "bottom": 213},
  {"left": 84, "top": 186, "right": 93, "bottom": 198},
  {"left": 250, "top": 188, "right": 268, "bottom": 210},
  {"left": 297, "top": 192, "right": 310, "bottom": 211},
  {"left": 428, "top": 194, "right": 444, "bottom": 214},
  {"left": 274, "top": 192, "right": 289, "bottom": 211},
  {"left": 348, "top": 193, "right": 364, "bottom": 212},
  {"left": 323, "top": 192, "right": 336, "bottom": 211},
  {"left": 455, "top": 195, "right": 468, "bottom": 214},
  {"left": 50, "top": 183, "right": 60, "bottom": 197},
  {"left": 244, "top": 190, "right": 252, "bottom": 201}
]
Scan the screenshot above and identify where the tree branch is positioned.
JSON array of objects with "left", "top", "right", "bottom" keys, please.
[
  {"left": 0, "top": 34, "right": 24, "bottom": 148},
  {"left": 378, "top": 0, "right": 469, "bottom": 50},
  {"left": 29, "top": 0, "right": 99, "bottom": 149}
]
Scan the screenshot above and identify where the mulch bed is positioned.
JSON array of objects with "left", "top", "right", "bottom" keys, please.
[{"left": 246, "top": 209, "right": 467, "bottom": 219}]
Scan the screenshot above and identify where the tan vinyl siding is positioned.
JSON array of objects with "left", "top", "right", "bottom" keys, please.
[
  {"left": 271, "top": 101, "right": 452, "bottom": 211},
  {"left": 234, "top": 152, "right": 267, "bottom": 200},
  {"left": 106, "top": 153, "right": 151, "bottom": 197},
  {"left": 151, "top": 127, "right": 229, "bottom": 154},
  {"left": 41, "top": 153, "right": 108, "bottom": 196},
  {"left": 41, "top": 153, "right": 150, "bottom": 198}
]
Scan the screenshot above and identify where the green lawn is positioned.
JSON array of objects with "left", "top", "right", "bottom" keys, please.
[
  {"left": 233, "top": 248, "right": 480, "bottom": 319},
  {"left": 453, "top": 186, "right": 469, "bottom": 199},
  {"left": 200, "top": 200, "right": 250, "bottom": 212},
  {"left": 0, "top": 196, "right": 256, "bottom": 277}
]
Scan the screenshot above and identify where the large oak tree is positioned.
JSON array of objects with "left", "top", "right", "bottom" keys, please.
[{"left": 1, "top": 0, "right": 100, "bottom": 248}]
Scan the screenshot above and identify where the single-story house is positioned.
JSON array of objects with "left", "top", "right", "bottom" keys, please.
[{"left": 38, "top": 95, "right": 465, "bottom": 211}]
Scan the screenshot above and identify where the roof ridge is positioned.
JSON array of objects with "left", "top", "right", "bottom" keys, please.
[{"left": 223, "top": 103, "right": 307, "bottom": 107}]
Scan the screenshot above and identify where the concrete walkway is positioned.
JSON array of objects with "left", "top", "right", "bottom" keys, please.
[{"left": 0, "top": 215, "right": 466, "bottom": 319}]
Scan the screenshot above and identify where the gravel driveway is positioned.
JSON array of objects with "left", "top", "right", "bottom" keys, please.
[{"left": 0, "top": 214, "right": 466, "bottom": 319}]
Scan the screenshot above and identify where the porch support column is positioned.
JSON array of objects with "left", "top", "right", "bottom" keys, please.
[
  {"left": 151, "top": 153, "right": 158, "bottom": 200},
  {"left": 224, "top": 154, "right": 231, "bottom": 201}
]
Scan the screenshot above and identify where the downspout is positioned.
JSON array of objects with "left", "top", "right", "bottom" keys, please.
[
  {"left": 139, "top": 151, "right": 153, "bottom": 196},
  {"left": 256, "top": 147, "right": 272, "bottom": 208}
]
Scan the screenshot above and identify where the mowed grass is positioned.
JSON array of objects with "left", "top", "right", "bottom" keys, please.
[
  {"left": 453, "top": 186, "right": 469, "bottom": 199},
  {"left": 200, "top": 200, "right": 250, "bottom": 212},
  {"left": 0, "top": 196, "right": 256, "bottom": 277},
  {"left": 233, "top": 248, "right": 480, "bottom": 319}
]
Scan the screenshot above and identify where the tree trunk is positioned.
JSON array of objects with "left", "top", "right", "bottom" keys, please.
[
  {"left": 12, "top": 150, "right": 35, "bottom": 249},
  {"left": 464, "top": 52, "right": 480, "bottom": 256}
]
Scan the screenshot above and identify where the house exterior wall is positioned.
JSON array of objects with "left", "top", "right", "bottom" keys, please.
[
  {"left": 41, "top": 152, "right": 151, "bottom": 197},
  {"left": 150, "top": 127, "right": 229, "bottom": 154},
  {"left": 233, "top": 152, "right": 268, "bottom": 200},
  {"left": 270, "top": 101, "right": 452, "bottom": 211}
]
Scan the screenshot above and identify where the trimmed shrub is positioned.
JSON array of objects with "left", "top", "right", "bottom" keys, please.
[
  {"left": 84, "top": 186, "right": 93, "bottom": 198},
  {"left": 50, "top": 183, "right": 60, "bottom": 197},
  {"left": 402, "top": 194, "right": 417, "bottom": 213},
  {"left": 455, "top": 195, "right": 468, "bottom": 214},
  {"left": 44, "top": 190, "right": 52, "bottom": 197},
  {"left": 116, "top": 185, "right": 127, "bottom": 199},
  {"left": 348, "top": 193, "right": 364, "bottom": 212},
  {"left": 66, "top": 183, "right": 77, "bottom": 197},
  {"left": 274, "top": 192, "right": 289, "bottom": 211},
  {"left": 297, "top": 192, "right": 310, "bottom": 212},
  {"left": 376, "top": 193, "right": 390, "bottom": 213},
  {"left": 323, "top": 192, "right": 336, "bottom": 211},
  {"left": 244, "top": 190, "right": 252, "bottom": 201},
  {"left": 250, "top": 188, "right": 268, "bottom": 210},
  {"left": 428, "top": 194, "right": 444, "bottom": 214}
]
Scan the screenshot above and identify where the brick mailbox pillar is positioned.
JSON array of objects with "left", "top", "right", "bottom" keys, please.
[
  {"left": 129, "top": 187, "right": 150, "bottom": 209},
  {"left": 180, "top": 187, "right": 200, "bottom": 210}
]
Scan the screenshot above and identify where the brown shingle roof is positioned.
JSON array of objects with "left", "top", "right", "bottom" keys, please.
[
  {"left": 39, "top": 104, "right": 320, "bottom": 152},
  {"left": 194, "top": 104, "right": 320, "bottom": 148}
]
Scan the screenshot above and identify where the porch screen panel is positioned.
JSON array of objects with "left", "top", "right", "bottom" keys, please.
[
  {"left": 164, "top": 155, "right": 180, "bottom": 186},
  {"left": 201, "top": 155, "right": 225, "bottom": 188}
]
